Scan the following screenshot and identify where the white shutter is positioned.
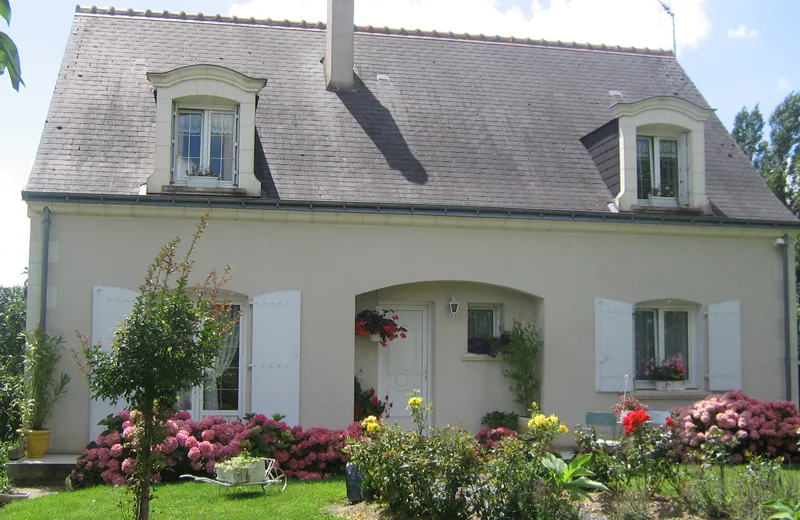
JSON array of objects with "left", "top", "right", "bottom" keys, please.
[
  {"left": 595, "top": 298, "right": 634, "bottom": 392},
  {"left": 90, "top": 286, "right": 137, "bottom": 442},
  {"left": 708, "top": 300, "right": 742, "bottom": 391},
  {"left": 250, "top": 290, "right": 301, "bottom": 425},
  {"left": 678, "top": 132, "right": 690, "bottom": 206}
]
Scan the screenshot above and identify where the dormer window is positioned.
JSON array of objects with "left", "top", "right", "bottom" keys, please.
[
  {"left": 174, "top": 106, "right": 239, "bottom": 186},
  {"left": 146, "top": 65, "right": 266, "bottom": 196},
  {"left": 636, "top": 136, "right": 683, "bottom": 203}
]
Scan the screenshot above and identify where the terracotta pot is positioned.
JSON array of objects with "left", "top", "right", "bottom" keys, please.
[{"left": 17, "top": 428, "right": 52, "bottom": 458}]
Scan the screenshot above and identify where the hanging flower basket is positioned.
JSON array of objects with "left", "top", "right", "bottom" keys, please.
[{"left": 355, "top": 309, "right": 408, "bottom": 347}]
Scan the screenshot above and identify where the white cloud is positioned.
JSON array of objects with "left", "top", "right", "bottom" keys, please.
[
  {"left": 778, "top": 77, "right": 791, "bottom": 93},
  {"left": 727, "top": 24, "right": 757, "bottom": 39},
  {"left": 229, "top": 0, "right": 711, "bottom": 53}
]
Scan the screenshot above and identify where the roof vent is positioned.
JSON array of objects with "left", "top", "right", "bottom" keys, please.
[
  {"left": 376, "top": 73, "right": 390, "bottom": 83},
  {"left": 608, "top": 90, "right": 624, "bottom": 101}
]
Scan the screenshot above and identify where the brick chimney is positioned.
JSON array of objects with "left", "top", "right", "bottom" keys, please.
[{"left": 325, "top": 0, "right": 355, "bottom": 91}]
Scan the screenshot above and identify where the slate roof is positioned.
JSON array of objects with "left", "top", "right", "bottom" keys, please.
[{"left": 24, "top": 7, "right": 797, "bottom": 222}]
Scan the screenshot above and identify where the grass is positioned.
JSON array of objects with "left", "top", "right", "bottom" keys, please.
[{"left": 2, "top": 478, "right": 348, "bottom": 520}]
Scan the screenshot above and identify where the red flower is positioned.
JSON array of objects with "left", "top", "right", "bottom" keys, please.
[
  {"left": 622, "top": 409, "right": 651, "bottom": 436},
  {"left": 665, "top": 416, "right": 675, "bottom": 428},
  {"left": 400, "top": 333, "right": 407, "bottom": 339}
]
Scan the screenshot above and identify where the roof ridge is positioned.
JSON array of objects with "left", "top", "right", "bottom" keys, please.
[{"left": 74, "top": 5, "right": 675, "bottom": 58}]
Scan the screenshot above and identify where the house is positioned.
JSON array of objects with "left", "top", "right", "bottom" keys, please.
[{"left": 23, "top": 2, "right": 799, "bottom": 453}]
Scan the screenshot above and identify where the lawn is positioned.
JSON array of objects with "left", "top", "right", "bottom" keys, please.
[{"left": 2, "top": 478, "right": 348, "bottom": 520}]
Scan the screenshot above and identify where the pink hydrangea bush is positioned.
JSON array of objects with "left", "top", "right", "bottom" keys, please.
[
  {"left": 475, "top": 427, "right": 518, "bottom": 453},
  {"left": 675, "top": 391, "right": 800, "bottom": 462},
  {"left": 71, "top": 410, "right": 364, "bottom": 488}
]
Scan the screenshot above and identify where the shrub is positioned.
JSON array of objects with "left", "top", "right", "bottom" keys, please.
[
  {"left": 675, "top": 391, "right": 800, "bottom": 462},
  {"left": 522, "top": 402, "right": 569, "bottom": 452},
  {"left": 476, "top": 427, "right": 517, "bottom": 453},
  {"left": 350, "top": 394, "right": 481, "bottom": 519},
  {"left": 497, "top": 319, "right": 542, "bottom": 408},
  {"left": 70, "top": 410, "right": 363, "bottom": 488},
  {"left": 480, "top": 410, "right": 519, "bottom": 430}
]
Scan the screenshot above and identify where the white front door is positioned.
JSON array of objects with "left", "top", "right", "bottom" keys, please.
[{"left": 378, "top": 306, "right": 430, "bottom": 430}]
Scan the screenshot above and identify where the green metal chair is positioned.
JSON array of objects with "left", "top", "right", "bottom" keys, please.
[{"left": 585, "top": 411, "right": 618, "bottom": 439}]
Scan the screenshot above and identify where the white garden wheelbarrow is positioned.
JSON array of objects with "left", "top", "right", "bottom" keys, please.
[{"left": 180, "top": 457, "right": 287, "bottom": 494}]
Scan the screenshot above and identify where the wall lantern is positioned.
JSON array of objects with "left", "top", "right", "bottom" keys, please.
[{"left": 448, "top": 296, "right": 460, "bottom": 318}]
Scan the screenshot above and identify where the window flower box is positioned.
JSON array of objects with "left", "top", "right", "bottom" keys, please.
[
  {"left": 186, "top": 175, "right": 220, "bottom": 188},
  {"left": 647, "top": 196, "right": 677, "bottom": 207}
]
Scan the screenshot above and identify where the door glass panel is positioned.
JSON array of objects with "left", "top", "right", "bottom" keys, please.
[
  {"left": 203, "top": 306, "right": 241, "bottom": 411},
  {"left": 635, "top": 310, "right": 656, "bottom": 380}
]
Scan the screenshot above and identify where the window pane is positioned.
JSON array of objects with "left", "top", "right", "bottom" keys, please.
[
  {"left": 468, "top": 309, "right": 494, "bottom": 339},
  {"left": 659, "top": 139, "right": 679, "bottom": 198},
  {"left": 635, "top": 310, "right": 657, "bottom": 380},
  {"left": 664, "top": 310, "right": 689, "bottom": 379},
  {"left": 177, "top": 112, "right": 203, "bottom": 176},
  {"left": 636, "top": 138, "right": 652, "bottom": 199},
  {"left": 203, "top": 306, "right": 240, "bottom": 411},
  {"left": 210, "top": 113, "right": 235, "bottom": 181}
]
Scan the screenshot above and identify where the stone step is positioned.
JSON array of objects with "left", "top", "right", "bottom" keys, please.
[{"left": 7, "top": 454, "right": 78, "bottom": 487}]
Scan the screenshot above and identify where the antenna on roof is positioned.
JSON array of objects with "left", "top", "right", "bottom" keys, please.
[{"left": 657, "top": 0, "right": 676, "bottom": 57}]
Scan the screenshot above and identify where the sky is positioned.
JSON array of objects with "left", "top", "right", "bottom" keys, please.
[{"left": 0, "top": 0, "right": 797, "bottom": 286}]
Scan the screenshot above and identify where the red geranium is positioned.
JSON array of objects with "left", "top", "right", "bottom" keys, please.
[
  {"left": 665, "top": 416, "right": 675, "bottom": 428},
  {"left": 622, "top": 409, "right": 651, "bottom": 436},
  {"left": 354, "top": 309, "right": 408, "bottom": 346}
]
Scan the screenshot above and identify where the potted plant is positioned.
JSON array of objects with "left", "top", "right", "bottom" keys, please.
[
  {"left": 648, "top": 186, "right": 677, "bottom": 207},
  {"left": 612, "top": 394, "right": 649, "bottom": 423},
  {"left": 467, "top": 332, "right": 510, "bottom": 356},
  {"left": 354, "top": 309, "right": 407, "bottom": 347},
  {"left": 646, "top": 357, "right": 687, "bottom": 390},
  {"left": 6, "top": 434, "right": 25, "bottom": 461},
  {"left": 492, "top": 319, "right": 542, "bottom": 430},
  {"left": 185, "top": 164, "right": 220, "bottom": 188},
  {"left": 215, "top": 454, "right": 266, "bottom": 485},
  {"left": 17, "top": 329, "right": 71, "bottom": 458}
]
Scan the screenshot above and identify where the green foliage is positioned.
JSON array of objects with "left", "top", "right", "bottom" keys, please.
[
  {"left": 350, "top": 395, "right": 481, "bottom": 519},
  {"left": 480, "top": 410, "right": 519, "bottom": 430},
  {"left": 764, "top": 498, "right": 800, "bottom": 520},
  {"left": 541, "top": 452, "right": 608, "bottom": 499},
  {"left": 0, "top": 440, "right": 11, "bottom": 494},
  {"left": 0, "top": 284, "right": 26, "bottom": 439},
  {"left": 574, "top": 425, "right": 631, "bottom": 494},
  {"left": 732, "top": 104, "right": 767, "bottom": 164},
  {"left": 0, "top": 0, "right": 23, "bottom": 91},
  {"left": 497, "top": 319, "right": 542, "bottom": 408},
  {"left": 20, "top": 329, "right": 70, "bottom": 431},
  {"left": 76, "top": 215, "right": 235, "bottom": 520}
]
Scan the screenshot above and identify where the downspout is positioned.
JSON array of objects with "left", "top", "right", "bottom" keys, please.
[
  {"left": 780, "top": 233, "right": 792, "bottom": 402},
  {"left": 39, "top": 207, "right": 51, "bottom": 331}
]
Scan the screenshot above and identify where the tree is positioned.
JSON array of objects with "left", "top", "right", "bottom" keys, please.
[
  {"left": 0, "top": 283, "right": 26, "bottom": 439},
  {"left": 731, "top": 103, "right": 766, "bottom": 164},
  {"left": 0, "top": 0, "right": 23, "bottom": 91},
  {"left": 77, "top": 215, "right": 236, "bottom": 520}
]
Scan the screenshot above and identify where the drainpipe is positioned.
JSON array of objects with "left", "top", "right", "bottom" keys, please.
[
  {"left": 39, "top": 207, "right": 51, "bottom": 331},
  {"left": 779, "top": 233, "right": 792, "bottom": 402}
]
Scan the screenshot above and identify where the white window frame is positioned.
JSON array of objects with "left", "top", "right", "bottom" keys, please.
[
  {"left": 636, "top": 134, "right": 686, "bottom": 203},
  {"left": 172, "top": 103, "right": 240, "bottom": 186},
  {"left": 634, "top": 303, "right": 696, "bottom": 390},
  {"left": 181, "top": 303, "right": 245, "bottom": 421}
]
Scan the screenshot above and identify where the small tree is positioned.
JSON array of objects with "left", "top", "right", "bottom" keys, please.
[
  {"left": 77, "top": 215, "right": 235, "bottom": 520},
  {"left": 498, "top": 319, "right": 543, "bottom": 411}
]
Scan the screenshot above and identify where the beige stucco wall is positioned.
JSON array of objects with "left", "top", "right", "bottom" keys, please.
[
  {"left": 26, "top": 203, "right": 798, "bottom": 453},
  {"left": 355, "top": 282, "right": 540, "bottom": 429}
]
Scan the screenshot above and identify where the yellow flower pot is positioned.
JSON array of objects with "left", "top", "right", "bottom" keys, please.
[{"left": 17, "top": 429, "right": 52, "bottom": 459}]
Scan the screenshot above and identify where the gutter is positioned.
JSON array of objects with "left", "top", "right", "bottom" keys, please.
[
  {"left": 20, "top": 191, "right": 800, "bottom": 230},
  {"left": 780, "top": 233, "right": 793, "bottom": 402},
  {"left": 40, "top": 207, "right": 51, "bottom": 331}
]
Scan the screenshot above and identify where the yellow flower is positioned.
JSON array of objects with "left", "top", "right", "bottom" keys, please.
[
  {"left": 559, "top": 424, "right": 569, "bottom": 434},
  {"left": 548, "top": 414, "right": 560, "bottom": 425},
  {"left": 528, "top": 414, "right": 552, "bottom": 431},
  {"left": 361, "top": 415, "right": 379, "bottom": 430},
  {"left": 408, "top": 396, "right": 424, "bottom": 408}
]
